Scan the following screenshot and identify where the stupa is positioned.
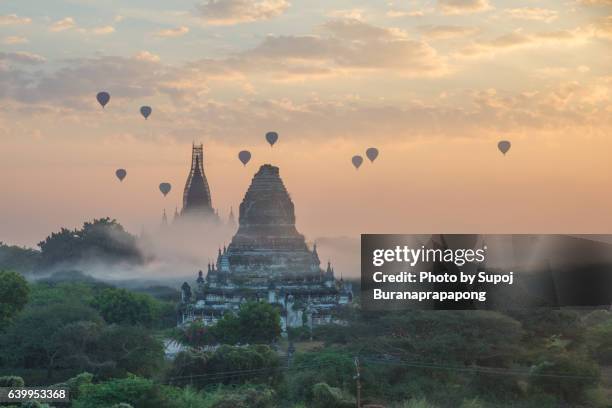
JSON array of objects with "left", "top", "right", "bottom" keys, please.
[{"left": 179, "top": 164, "right": 353, "bottom": 332}]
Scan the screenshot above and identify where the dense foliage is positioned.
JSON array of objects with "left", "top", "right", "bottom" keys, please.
[
  {"left": 174, "top": 301, "right": 282, "bottom": 347},
  {"left": 1, "top": 273, "right": 610, "bottom": 407},
  {"left": 0, "top": 280, "right": 169, "bottom": 382},
  {"left": 167, "top": 345, "right": 281, "bottom": 387},
  {"left": 37, "top": 218, "right": 143, "bottom": 268},
  {"left": 0, "top": 243, "right": 40, "bottom": 274},
  {"left": 1, "top": 219, "right": 144, "bottom": 274},
  {"left": 91, "top": 287, "right": 156, "bottom": 326},
  {"left": 0, "top": 270, "right": 29, "bottom": 328}
]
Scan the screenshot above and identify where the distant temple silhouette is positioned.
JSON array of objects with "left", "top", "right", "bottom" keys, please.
[
  {"left": 161, "top": 144, "right": 232, "bottom": 226},
  {"left": 181, "top": 143, "right": 215, "bottom": 218}
]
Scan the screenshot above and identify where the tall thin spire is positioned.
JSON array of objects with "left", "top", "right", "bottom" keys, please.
[
  {"left": 161, "top": 209, "right": 168, "bottom": 227},
  {"left": 181, "top": 144, "right": 214, "bottom": 216}
]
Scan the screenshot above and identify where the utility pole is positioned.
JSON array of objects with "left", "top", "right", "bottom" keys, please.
[{"left": 354, "top": 357, "right": 361, "bottom": 408}]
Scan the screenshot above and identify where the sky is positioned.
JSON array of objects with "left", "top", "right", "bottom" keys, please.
[{"left": 1, "top": 0, "right": 611, "bottom": 251}]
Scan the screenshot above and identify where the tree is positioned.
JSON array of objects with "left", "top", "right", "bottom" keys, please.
[
  {"left": 72, "top": 376, "right": 177, "bottom": 408},
  {"left": 0, "top": 301, "right": 103, "bottom": 379},
  {"left": 0, "top": 270, "right": 29, "bottom": 328},
  {"left": 586, "top": 320, "right": 612, "bottom": 364},
  {"left": 286, "top": 351, "right": 355, "bottom": 403},
  {"left": 95, "top": 325, "right": 164, "bottom": 379},
  {"left": 312, "top": 382, "right": 354, "bottom": 408},
  {"left": 529, "top": 352, "right": 600, "bottom": 404},
  {"left": 91, "top": 287, "right": 155, "bottom": 326},
  {"left": 0, "top": 376, "right": 25, "bottom": 387},
  {"left": 212, "top": 302, "right": 281, "bottom": 345},
  {"left": 0, "top": 243, "right": 40, "bottom": 274},
  {"left": 199, "top": 384, "right": 276, "bottom": 408},
  {"left": 167, "top": 345, "right": 280, "bottom": 387},
  {"left": 166, "top": 349, "right": 211, "bottom": 385},
  {"left": 173, "top": 320, "right": 216, "bottom": 348},
  {"left": 37, "top": 218, "right": 143, "bottom": 268}
]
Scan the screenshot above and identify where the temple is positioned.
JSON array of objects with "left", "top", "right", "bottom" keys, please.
[
  {"left": 180, "top": 144, "right": 215, "bottom": 219},
  {"left": 179, "top": 164, "right": 352, "bottom": 333}
]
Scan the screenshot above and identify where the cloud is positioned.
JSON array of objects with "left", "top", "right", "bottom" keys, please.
[
  {"left": 50, "top": 18, "right": 116, "bottom": 35},
  {"left": 3, "top": 36, "right": 29, "bottom": 45},
  {"left": 577, "top": 0, "right": 612, "bottom": 5},
  {"left": 197, "top": 0, "right": 290, "bottom": 25},
  {"left": 387, "top": 9, "right": 430, "bottom": 17},
  {"left": 590, "top": 16, "right": 612, "bottom": 39},
  {"left": 457, "top": 28, "right": 591, "bottom": 57},
  {"left": 90, "top": 25, "right": 115, "bottom": 35},
  {"left": 0, "top": 14, "right": 32, "bottom": 25},
  {"left": 0, "top": 18, "right": 449, "bottom": 111},
  {"left": 438, "top": 0, "right": 492, "bottom": 15},
  {"left": 156, "top": 26, "right": 190, "bottom": 37},
  {"left": 134, "top": 51, "right": 161, "bottom": 62},
  {"left": 50, "top": 17, "right": 76, "bottom": 32},
  {"left": 326, "top": 9, "right": 366, "bottom": 20},
  {"left": 0, "top": 55, "right": 168, "bottom": 106},
  {"left": 233, "top": 19, "right": 448, "bottom": 78},
  {"left": 503, "top": 7, "right": 558, "bottom": 23},
  {"left": 0, "top": 51, "right": 46, "bottom": 65},
  {"left": 419, "top": 25, "right": 479, "bottom": 39}
]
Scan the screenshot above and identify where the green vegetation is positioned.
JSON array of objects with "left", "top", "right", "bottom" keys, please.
[
  {"left": 174, "top": 301, "right": 282, "bottom": 347},
  {"left": 0, "top": 243, "right": 40, "bottom": 275},
  {"left": 212, "top": 302, "right": 281, "bottom": 345},
  {"left": 0, "top": 277, "right": 171, "bottom": 383},
  {"left": 0, "top": 218, "right": 144, "bottom": 274},
  {"left": 1, "top": 271, "right": 610, "bottom": 407},
  {"left": 0, "top": 270, "right": 29, "bottom": 328},
  {"left": 38, "top": 218, "right": 143, "bottom": 268},
  {"left": 91, "top": 287, "right": 156, "bottom": 326},
  {"left": 167, "top": 345, "right": 281, "bottom": 387}
]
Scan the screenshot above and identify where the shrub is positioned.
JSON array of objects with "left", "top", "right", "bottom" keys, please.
[
  {"left": 312, "top": 382, "right": 354, "bottom": 408},
  {"left": 0, "top": 375, "right": 24, "bottom": 387},
  {"left": 53, "top": 372, "right": 93, "bottom": 400}
]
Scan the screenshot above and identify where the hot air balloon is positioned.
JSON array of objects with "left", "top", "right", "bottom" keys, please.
[
  {"left": 96, "top": 91, "right": 110, "bottom": 108},
  {"left": 265, "top": 131, "right": 278, "bottom": 147},
  {"left": 498, "top": 140, "right": 511, "bottom": 155},
  {"left": 140, "top": 106, "right": 152, "bottom": 120},
  {"left": 352, "top": 155, "right": 363, "bottom": 169},
  {"left": 238, "top": 150, "right": 251, "bottom": 166},
  {"left": 366, "top": 147, "right": 379, "bottom": 162},
  {"left": 115, "top": 169, "right": 127, "bottom": 182},
  {"left": 159, "top": 182, "right": 172, "bottom": 196}
]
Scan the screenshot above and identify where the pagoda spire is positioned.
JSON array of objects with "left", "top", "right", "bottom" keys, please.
[
  {"left": 181, "top": 143, "right": 215, "bottom": 217},
  {"left": 161, "top": 209, "right": 168, "bottom": 227},
  {"left": 228, "top": 206, "right": 236, "bottom": 229},
  {"left": 312, "top": 242, "right": 321, "bottom": 265}
]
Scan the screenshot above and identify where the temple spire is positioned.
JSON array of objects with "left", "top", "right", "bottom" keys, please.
[
  {"left": 181, "top": 143, "right": 215, "bottom": 217},
  {"left": 161, "top": 209, "right": 168, "bottom": 227},
  {"left": 228, "top": 207, "right": 236, "bottom": 229}
]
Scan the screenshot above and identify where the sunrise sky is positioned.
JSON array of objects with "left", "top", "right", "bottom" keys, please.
[{"left": 1, "top": 0, "right": 611, "bottom": 249}]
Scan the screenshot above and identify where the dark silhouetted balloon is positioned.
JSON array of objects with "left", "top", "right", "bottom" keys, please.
[
  {"left": 115, "top": 169, "right": 127, "bottom": 182},
  {"left": 266, "top": 131, "right": 278, "bottom": 147},
  {"left": 238, "top": 150, "right": 251, "bottom": 166},
  {"left": 96, "top": 91, "right": 110, "bottom": 108},
  {"left": 366, "top": 147, "right": 379, "bottom": 162},
  {"left": 352, "top": 155, "right": 363, "bottom": 169},
  {"left": 159, "top": 182, "right": 171, "bottom": 196},
  {"left": 140, "top": 106, "right": 152, "bottom": 120},
  {"left": 498, "top": 140, "right": 511, "bottom": 155}
]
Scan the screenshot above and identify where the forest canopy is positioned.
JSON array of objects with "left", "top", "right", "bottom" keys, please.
[{"left": 0, "top": 218, "right": 144, "bottom": 274}]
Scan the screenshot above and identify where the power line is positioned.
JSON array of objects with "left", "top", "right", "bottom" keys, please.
[
  {"left": 161, "top": 355, "right": 604, "bottom": 385},
  {"left": 362, "top": 357, "right": 604, "bottom": 380}
]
